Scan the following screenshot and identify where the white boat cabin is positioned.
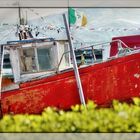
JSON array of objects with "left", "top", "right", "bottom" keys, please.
[{"left": 1, "top": 38, "right": 71, "bottom": 85}]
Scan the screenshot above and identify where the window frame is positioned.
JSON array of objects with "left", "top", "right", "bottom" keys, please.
[{"left": 17, "top": 41, "right": 58, "bottom": 75}]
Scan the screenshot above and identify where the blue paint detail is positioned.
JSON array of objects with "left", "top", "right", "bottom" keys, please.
[{"left": 7, "top": 38, "right": 55, "bottom": 44}]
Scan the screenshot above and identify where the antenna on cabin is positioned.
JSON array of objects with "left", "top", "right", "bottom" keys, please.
[
  {"left": 25, "top": 10, "right": 28, "bottom": 25},
  {"left": 18, "top": 7, "right": 25, "bottom": 25},
  {"left": 18, "top": 7, "right": 33, "bottom": 40},
  {"left": 19, "top": 7, "right": 21, "bottom": 25}
]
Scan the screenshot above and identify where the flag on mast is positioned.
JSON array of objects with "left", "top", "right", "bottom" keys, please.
[{"left": 69, "top": 8, "right": 87, "bottom": 27}]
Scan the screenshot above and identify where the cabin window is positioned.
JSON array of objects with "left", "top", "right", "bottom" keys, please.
[
  {"left": 37, "top": 47, "right": 55, "bottom": 71},
  {"left": 3, "top": 54, "right": 11, "bottom": 69},
  {"left": 94, "top": 49, "right": 103, "bottom": 62},
  {"left": 64, "top": 43, "right": 70, "bottom": 67},
  {"left": 75, "top": 49, "right": 103, "bottom": 64},
  {"left": 75, "top": 50, "right": 94, "bottom": 65},
  {"left": 19, "top": 47, "right": 37, "bottom": 73},
  {"left": 18, "top": 43, "right": 57, "bottom": 74},
  {"left": 2, "top": 53, "right": 13, "bottom": 78}
]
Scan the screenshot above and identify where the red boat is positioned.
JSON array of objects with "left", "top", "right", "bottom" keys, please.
[{"left": 0, "top": 33, "right": 140, "bottom": 115}]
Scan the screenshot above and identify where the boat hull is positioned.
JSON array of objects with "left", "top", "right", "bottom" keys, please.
[{"left": 1, "top": 52, "right": 140, "bottom": 114}]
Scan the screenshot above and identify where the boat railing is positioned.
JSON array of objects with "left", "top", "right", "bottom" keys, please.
[
  {"left": 56, "top": 51, "right": 70, "bottom": 73},
  {"left": 56, "top": 39, "right": 134, "bottom": 73}
]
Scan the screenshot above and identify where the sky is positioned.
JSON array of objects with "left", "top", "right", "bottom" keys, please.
[{"left": 0, "top": 8, "right": 140, "bottom": 45}]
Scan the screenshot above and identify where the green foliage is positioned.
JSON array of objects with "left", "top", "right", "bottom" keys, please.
[{"left": 0, "top": 98, "right": 140, "bottom": 132}]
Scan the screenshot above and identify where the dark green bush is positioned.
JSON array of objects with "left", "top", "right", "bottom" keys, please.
[{"left": 0, "top": 98, "right": 140, "bottom": 132}]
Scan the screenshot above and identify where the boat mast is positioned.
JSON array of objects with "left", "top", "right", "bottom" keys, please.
[
  {"left": 18, "top": 7, "right": 24, "bottom": 40},
  {"left": 18, "top": 7, "right": 33, "bottom": 40},
  {"left": 63, "top": 14, "right": 86, "bottom": 106},
  {"left": 19, "top": 7, "right": 26, "bottom": 25},
  {"left": 19, "top": 7, "right": 22, "bottom": 25}
]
